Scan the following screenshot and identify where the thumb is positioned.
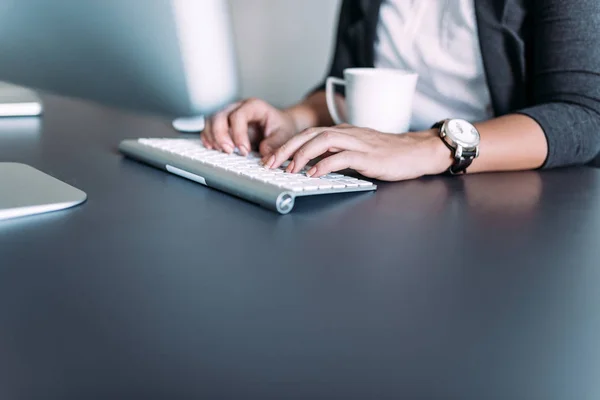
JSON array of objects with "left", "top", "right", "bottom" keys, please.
[{"left": 259, "top": 129, "right": 291, "bottom": 156}]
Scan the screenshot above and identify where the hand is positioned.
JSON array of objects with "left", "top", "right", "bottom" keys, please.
[
  {"left": 262, "top": 125, "right": 453, "bottom": 181},
  {"left": 201, "top": 98, "right": 297, "bottom": 156}
]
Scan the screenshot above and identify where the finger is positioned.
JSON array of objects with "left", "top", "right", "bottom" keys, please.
[
  {"left": 211, "top": 102, "right": 241, "bottom": 153},
  {"left": 201, "top": 119, "right": 214, "bottom": 149},
  {"left": 210, "top": 111, "right": 235, "bottom": 153},
  {"left": 266, "top": 127, "right": 328, "bottom": 169},
  {"left": 259, "top": 129, "right": 290, "bottom": 157},
  {"left": 306, "top": 151, "right": 366, "bottom": 178},
  {"left": 204, "top": 102, "right": 241, "bottom": 151},
  {"left": 289, "top": 131, "right": 365, "bottom": 173},
  {"left": 229, "top": 98, "right": 269, "bottom": 156},
  {"left": 201, "top": 132, "right": 213, "bottom": 150}
]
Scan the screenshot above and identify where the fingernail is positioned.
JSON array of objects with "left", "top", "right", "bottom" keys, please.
[
  {"left": 306, "top": 167, "right": 317, "bottom": 177},
  {"left": 239, "top": 145, "right": 249, "bottom": 156},
  {"left": 222, "top": 143, "right": 234, "bottom": 154},
  {"left": 286, "top": 160, "right": 295, "bottom": 173},
  {"left": 264, "top": 155, "right": 275, "bottom": 168}
]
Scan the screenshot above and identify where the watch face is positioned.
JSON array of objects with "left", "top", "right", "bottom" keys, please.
[{"left": 445, "top": 119, "right": 480, "bottom": 147}]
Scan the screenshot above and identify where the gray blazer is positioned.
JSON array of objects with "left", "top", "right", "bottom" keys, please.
[{"left": 316, "top": 0, "right": 600, "bottom": 168}]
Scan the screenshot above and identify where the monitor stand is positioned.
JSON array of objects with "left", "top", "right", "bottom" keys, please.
[
  {"left": 0, "top": 84, "right": 85, "bottom": 221},
  {"left": 0, "top": 163, "right": 87, "bottom": 221},
  {"left": 172, "top": 115, "right": 205, "bottom": 133}
]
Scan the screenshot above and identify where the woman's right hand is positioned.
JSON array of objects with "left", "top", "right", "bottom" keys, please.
[{"left": 201, "top": 98, "right": 298, "bottom": 157}]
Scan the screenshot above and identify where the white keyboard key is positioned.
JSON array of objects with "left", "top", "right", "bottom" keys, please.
[
  {"left": 317, "top": 182, "right": 333, "bottom": 190},
  {"left": 323, "top": 174, "right": 343, "bottom": 180},
  {"left": 340, "top": 180, "right": 359, "bottom": 188},
  {"left": 357, "top": 180, "right": 373, "bottom": 187}
]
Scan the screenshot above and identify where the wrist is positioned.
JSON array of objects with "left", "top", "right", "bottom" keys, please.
[
  {"left": 283, "top": 90, "right": 338, "bottom": 133},
  {"left": 283, "top": 103, "right": 320, "bottom": 134},
  {"left": 420, "top": 129, "right": 454, "bottom": 175}
]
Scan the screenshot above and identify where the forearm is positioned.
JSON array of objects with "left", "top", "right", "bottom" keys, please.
[
  {"left": 429, "top": 114, "right": 548, "bottom": 174},
  {"left": 285, "top": 96, "right": 550, "bottom": 174},
  {"left": 469, "top": 114, "right": 548, "bottom": 173},
  {"left": 283, "top": 90, "right": 343, "bottom": 132}
]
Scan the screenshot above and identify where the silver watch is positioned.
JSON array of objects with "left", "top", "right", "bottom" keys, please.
[{"left": 432, "top": 119, "right": 480, "bottom": 175}]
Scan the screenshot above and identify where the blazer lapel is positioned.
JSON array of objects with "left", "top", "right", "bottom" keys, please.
[{"left": 475, "top": 0, "right": 527, "bottom": 116}]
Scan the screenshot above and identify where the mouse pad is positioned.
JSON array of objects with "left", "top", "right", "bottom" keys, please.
[{"left": 0, "top": 163, "right": 86, "bottom": 221}]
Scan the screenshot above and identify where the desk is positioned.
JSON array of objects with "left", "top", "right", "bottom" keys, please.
[{"left": 1, "top": 95, "right": 600, "bottom": 399}]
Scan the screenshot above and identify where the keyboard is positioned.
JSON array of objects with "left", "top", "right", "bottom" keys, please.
[{"left": 119, "top": 138, "right": 376, "bottom": 214}]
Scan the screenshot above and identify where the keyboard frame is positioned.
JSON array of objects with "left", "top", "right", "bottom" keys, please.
[{"left": 119, "top": 138, "right": 377, "bottom": 214}]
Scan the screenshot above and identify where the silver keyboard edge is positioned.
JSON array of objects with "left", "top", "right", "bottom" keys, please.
[{"left": 118, "top": 139, "right": 376, "bottom": 214}]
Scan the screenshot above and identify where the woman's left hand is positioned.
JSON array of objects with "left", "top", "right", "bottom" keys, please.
[{"left": 262, "top": 125, "right": 453, "bottom": 181}]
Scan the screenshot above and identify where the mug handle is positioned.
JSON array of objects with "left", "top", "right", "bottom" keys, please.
[{"left": 326, "top": 76, "right": 346, "bottom": 125}]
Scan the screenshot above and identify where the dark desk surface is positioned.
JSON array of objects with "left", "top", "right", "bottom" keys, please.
[{"left": 1, "top": 95, "right": 600, "bottom": 400}]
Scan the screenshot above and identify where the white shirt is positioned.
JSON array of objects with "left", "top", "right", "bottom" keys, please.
[{"left": 374, "top": 0, "right": 493, "bottom": 131}]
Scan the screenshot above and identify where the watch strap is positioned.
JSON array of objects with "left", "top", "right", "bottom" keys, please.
[
  {"left": 448, "top": 149, "right": 476, "bottom": 175},
  {"left": 432, "top": 120, "right": 445, "bottom": 130},
  {"left": 432, "top": 119, "right": 476, "bottom": 175}
]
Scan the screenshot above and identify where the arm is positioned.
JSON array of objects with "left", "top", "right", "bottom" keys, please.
[
  {"left": 283, "top": 91, "right": 342, "bottom": 132},
  {"left": 477, "top": 0, "right": 600, "bottom": 171},
  {"left": 462, "top": 0, "right": 600, "bottom": 173},
  {"left": 201, "top": 0, "right": 358, "bottom": 156},
  {"left": 265, "top": 0, "right": 600, "bottom": 179},
  {"left": 284, "top": 102, "right": 549, "bottom": 174},
  {"left": 463, "top": 114, "right": 548, "bottom": 173},
  {"left": 518, "top": 0, "right": 600, "bottom": 169}
]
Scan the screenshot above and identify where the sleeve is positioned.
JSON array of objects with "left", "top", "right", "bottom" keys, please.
[{"left": 516, "top": 0, "right": 600, "bottom": 168}]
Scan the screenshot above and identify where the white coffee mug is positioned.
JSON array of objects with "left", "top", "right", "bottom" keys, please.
[{"left": 326, "top": 68, "right": 418, "bottom": 133}]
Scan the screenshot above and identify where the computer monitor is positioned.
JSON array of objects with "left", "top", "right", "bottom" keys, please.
[
  {"left": 0, "top": 0, "right": 240, "bottom": 221},
  {"left": 0, "top": 0, "right": 239, "bottom": 118}
]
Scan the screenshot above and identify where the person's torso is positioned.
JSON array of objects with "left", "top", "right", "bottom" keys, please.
[{"left": 373, "top": 0, "right": 494, "bottom": 131}]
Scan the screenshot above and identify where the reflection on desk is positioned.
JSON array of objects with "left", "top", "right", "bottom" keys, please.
[{"left": 0, "top": 117, "right": 41, "bottom": 138}]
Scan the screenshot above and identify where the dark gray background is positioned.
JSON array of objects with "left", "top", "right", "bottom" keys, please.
[{"left": 1, "top": 95, "right": 600, "bottom": 399}]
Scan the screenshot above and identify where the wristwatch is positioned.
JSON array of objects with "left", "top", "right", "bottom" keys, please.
[{"left": 432, "top": 119, "right": 480, "bottom": 175}]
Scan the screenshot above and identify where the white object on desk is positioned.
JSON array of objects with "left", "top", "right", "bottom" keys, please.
[
  {"left": 0, "top": 163, "right": 86, "bottom": 221},
  {"left": 172, "top": 115, "right": 205, "bottom": 133},
  {"left": 0, "top": 82, "right": 43, "bottom": 117},
  {"left": 326, "top": 68, "right": 418, "bottom": 134},
  {"left": 119, "top": 138, "right": 376, "bottom": 214}
]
